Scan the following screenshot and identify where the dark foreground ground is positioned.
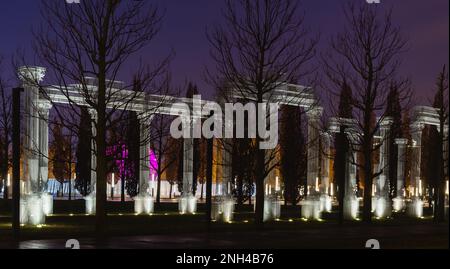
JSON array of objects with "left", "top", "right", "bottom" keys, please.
[{"left": 0, "top": 200, "right": 448, "bottom": 249}]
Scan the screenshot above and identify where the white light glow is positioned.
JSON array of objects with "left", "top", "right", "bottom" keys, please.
[
  {"left": 419, "top": 180, "right": 423, "bottom": 196},
  {"left": 330, "top": 183, "right": 334, "bottom": 196},
  {"left": 275, "top": 177, "right": 280, "bottom": 192},
  {"left": 301, "top": 198, "right": 321, "bottom": 220},
  {"left": 446, "top": 180, "right": 449, "bottom": 196},
  {"left": 315, "top": 177, "right": 319, "bottom": 192},
  {"left": 393, "top": 197, "right": 405, "bottom": 212},
  {"left": 7, "top": 173, "right": 10, "bottom": 187},
  {"left": 178, "top": 194, "right": 197, "bottom": 214}
]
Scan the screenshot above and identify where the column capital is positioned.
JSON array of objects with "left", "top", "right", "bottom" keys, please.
[
  {"left": 395, "top": 138, "right": 408, "bottom": 145},
  {"left": 410, "top": 121, "right": 425, "bottom": 132},
  {"left": 380, "top": 116, "right": 394, "bottom": 128},
  {"left": 306, "top": 107, "right": 323, "bottom": 119},
  {"left": 18, "top": 66, "right": 46, "bottom": 83},
  {"left": 37, "top": 99, "right": 53, "bottom": 111},
  {"left": 138, "top": 112, "right": 155, "bottom": 125}
]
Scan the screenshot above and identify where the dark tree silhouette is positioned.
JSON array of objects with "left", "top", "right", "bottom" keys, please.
[
  {"left": 322, "top": 3, "right": 410, "bottom": 223},
  {"left": 75, "top": 108, "right": 92, "bottom": 196},
  {"left": 185, "top": 83, "right": 201, "bottom": 195},
  {"left": 432, "top": 65, "right": 449, "bottom": 222},
  {"left": 0, "top": 56, "right": 11, "bottom": 200},
  {"left": 124, "top": 111, "right": 140, "bottom": 198},
  {"left": 50, "top": 120, "right": 72, "bottom": 196},
  {"left": 385, "top": 82, "right": 403, "bottom": 198},
  {"left": 333, "top": 80, "right": 353, "bottom": 224},
  {"left": 165, "top": 136, "right": 181, "bottom": 199},
  {"left": 280, "top": 106, "right": 306, "bottom": 205},
  {"left": 208, "top": 0, "right": 317, "bottom": 224},
  {"left": 28, "top": 0, "right": 169, "bottom": 236},
  {"left": 232, "top": 136, "right": 255, "bottom": 207}
]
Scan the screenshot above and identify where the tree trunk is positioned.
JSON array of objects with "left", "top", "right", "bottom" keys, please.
[
  {"left": 121, "top": 176, "right": 125, "bottom": 203},
  {"left": 156, "top": 141, "right": 162, "bottom": 204},
  {"left": 206, "top": 136, "right": 213, "bottom": 224},
  {"left": 254, "top": 148, "right": 265, "bottom": 225},
  {"left": 95, "top": 68, "right": 108, "bottom": 238},
  {"left": 2, "top": 132, "right": 8, "bottom": 200},
  {"left": 436, "top": 129, "right": 446, "bottom": 222},
  {"left": 362, "top": 142, "right": 373, "bottom": 224}
]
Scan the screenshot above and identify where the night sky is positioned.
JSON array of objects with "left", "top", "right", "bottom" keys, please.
[{"left": 0, "top": 0, "right": 448, "bottom": 104}]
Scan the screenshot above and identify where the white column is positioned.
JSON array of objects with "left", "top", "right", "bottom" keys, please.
[
  {"left": 408, "top": 122, "right": 425, "bottom": 218},
  {"left": 37, "top": 100, "right": 52, "bottom": 192},
  {"left": 18, "top": 66, "right": 46, "bottom": 195},
  {"left": 377, "top": 117, "right": 393, "bottom": 198},
  {"left": 395, "top": 138, "right": 408, "bottom": 197},
  {"left": 321, "top": 132, "right": 331, "bottom": 194},
  {"left": 222, "top": 139, "right": 233, "bottom": 195},
  {"left": 18, "top": 66, "right": 47, "bottom": 224},
  {"left": 138, "top": 113, "right": 153, "bottom": 195},
  {"left": 178, "top": 116, "right": 197, "bottom": 214},
  {"left": 182, "top": 117, "right": 194, "bottom": 196},
  {"left": 410, "top": 122, "right": 424, "bottom": 196},
  {"left": 345, "top": 139, "right": 358, "bottom": 197},
  {"left": 306, "top": 108, "right": 323, "bottom": 195}
]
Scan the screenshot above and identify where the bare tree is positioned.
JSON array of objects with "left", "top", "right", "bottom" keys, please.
[
  {"left": 0, "top": 56, "right": 12, "bottom": 201},
  {"left": 432, "top": 65, "right": 449, "bottom": 222},
  {"left": 322, "top": 3, "right": 411, "bottom": 223},
  {"left": 207, "top": 0, "right": 317, "bottom": 224},
  {"left": 18, "top": 0, "right": 170, "bottom": 236}
]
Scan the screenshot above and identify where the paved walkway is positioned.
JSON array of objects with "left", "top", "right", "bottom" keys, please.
[{"left": 6, "top": 222, "right": 448, "bottom": 249}]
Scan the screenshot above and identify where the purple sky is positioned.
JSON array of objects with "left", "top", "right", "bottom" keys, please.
[{"left": 0, "top": 0, "right": 448, "bottom": 104}]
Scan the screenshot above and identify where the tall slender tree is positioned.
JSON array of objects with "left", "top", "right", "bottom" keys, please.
[
  {"left": 333, "top": 80, "right": 353, "bottom": 224},
  {"left": 323, "top": 3, "right": 410, "bottom": 223},
  {"left": 385, "top": 83, "right": 403, "bottom": 198},
  {"left": 432, "top": 65, "right": 449, "bottom": 222},
  {"left": 0, "top": 56, "right": 11, "bottom": 200},
  {"left": 208, "top": 0, "right": 317, "bottom": 224},
  {"left": 29, "top": 0, "right": 168, "bottom": 236},
  {"left": 75, "top": 108, "right": 92, "bottom": 196},
  {"left": 280, "top": 106, "right": 306, "bottom": 205}
]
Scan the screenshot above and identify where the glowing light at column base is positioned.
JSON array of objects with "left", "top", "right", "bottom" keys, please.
[
  {"left": 393, "top": 197, "right": 405, "bottom": 212},
  {"left": 134, "top": 194, "right": 154, "bottom": 215},
  {"left": 178, "top": 194, "right": 197, "bottom": 214},
  {"left": 320, "top": 195, "right": 332, "bottom": 213},
  {"left": 374, "top": 196, "right": 392, "bottom": 219},
  {"left": 344, "top": 195, "right": 359, "bottom": 220},
  {"left": 84, "top": 192, "right": 96, "bottom": 215},
  {"left": 300, "top": 197, "right": 321, "bottom": 220},
  {"left": 211, "top": 196, "right": 235, "bottom": 222},
  {"left": 42, "top": 193, "right": 54, "bottom": 216},
  {"left": 263, "top": 197, "right": 281, "bottom": 222},
  {"left": 408, "top": 198, "right": 424, "bottom": 218}
]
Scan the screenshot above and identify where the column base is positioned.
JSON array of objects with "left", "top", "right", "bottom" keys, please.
[
  {"left": 84, "top": 192, "right": 96, "bottom": 215},
  {"left": 260, "top": 196, "right": 281, "bottom": 222},
  {"left": 407, "top": 197, "right": 424, "bottom": 218},
  {"left": 344, "top": 195, "right": 360, "bottom": 220},
  {"left": 134, "top": 194, "right": 154, "bottom": 215},
  {"left": 42, "top": 192, "right": 54, "bottom": 216},
  {"left": 20, "top": 194, "right": 46, "bottom": 226},
  {"left": 300, "top": 195, "right": 322, "bottom": 220},
  {"left": 393, "top": 197, "right": 406, "bottom": 212},
  {"left": 373, "top": 196, "right": 392, "bottom": 219},
  {"left": 211, "top": 195, "right": 235, "bottom": 222},
  {"left": 319, "top": 194, "right": 333, "bottom": 213},
  {"left": 178, "top": 194, "right": 197, "bottom": 214}
]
